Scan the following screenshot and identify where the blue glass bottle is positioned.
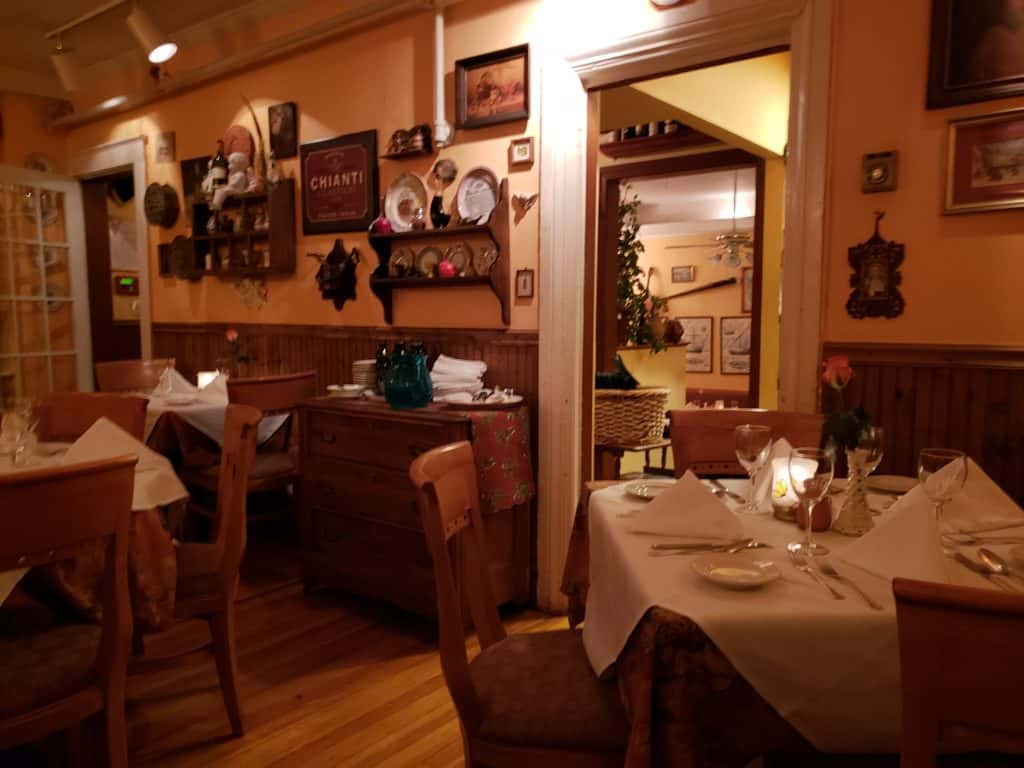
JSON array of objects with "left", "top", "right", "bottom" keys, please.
[{"left": 384, "top": 342, "right": 433, "bottom": 409}]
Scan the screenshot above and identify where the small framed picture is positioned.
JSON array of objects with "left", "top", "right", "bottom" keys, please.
[
  {"left": 945, "top": 109, "right": 1024, "bottom": 213},
  {"left": 720, "top": 316, "right": 752, "bottom": 375},
  {"left": 741, "top": 267, "right": 754, "bottom": 313},
  {"left": 671, "top": 265, "right": 696, "bottom": 283},
  {"left": 179, "top": 155, "right": 211, "bottom": 205},
  {"left": 155, "top": 132, "right": 175, "bottom": 163},
  {"left": 509, "top": 137, "right": 534, "bottom": 168},
  {"left": 515, "top": 268, "right": 535, "bottom": 298},
  {"left": 456, "top": 44, "right": 530, "bottom": 129},
  {"left": 269, "top": 102, "right": 298, "bottom": 159},
  {"left": 677, "top": 316, "right": 712, "bottom": 373}
]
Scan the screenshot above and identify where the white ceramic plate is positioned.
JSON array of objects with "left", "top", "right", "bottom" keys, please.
[
  {"left": 624, "top": 479, "right": 675, "bottom": 500},
  {"left": 384, "top": 173, "right": 428, "bottom": 232},
  {"left": 867, "top": 475, "right": 917, "bottom": 494},
  {"left": 691, "top": 551, "right": 781, "bottom": 591},
  {"left": 456, "top": 167, "right": 499, "bottom": 224}
]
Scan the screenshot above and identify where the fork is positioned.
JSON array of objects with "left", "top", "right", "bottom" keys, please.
[
  {"left": 788, "top": 551, "right": 845, "bottom": 600},
  {"left": 816, "top": 560, "right": 881, "bottom": 610}
]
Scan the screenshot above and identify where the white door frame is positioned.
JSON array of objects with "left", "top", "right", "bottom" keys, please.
[
  {"left": 534, "top": 0, "right": 833, "bottom": 610},
  {"left": 68, "top": 137, "right": 152, "bottom": 359}
]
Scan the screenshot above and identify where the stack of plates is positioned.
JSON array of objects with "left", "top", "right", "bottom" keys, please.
[{"left": 352, "top": 359, "right": 377, "bottom": 390}]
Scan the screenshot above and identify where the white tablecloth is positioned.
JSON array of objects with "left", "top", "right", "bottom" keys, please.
[
  {"left": 582, "top": 479, "right": 1015, "bottom": 753},
  {"left": 146, "top": 391, "right": 288, "bottom": 446}
]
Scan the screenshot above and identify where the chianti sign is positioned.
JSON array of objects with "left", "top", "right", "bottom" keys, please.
[{"left": 301, "top": 130, "right": 378, "bottom": 233}]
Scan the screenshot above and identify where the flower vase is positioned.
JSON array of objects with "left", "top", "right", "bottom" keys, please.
[{"left": 832, "top": 449, "right": 875, "bottom": 536}]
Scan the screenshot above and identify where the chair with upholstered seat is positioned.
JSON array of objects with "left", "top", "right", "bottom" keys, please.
[
  {"left": 0, "top": 455, "right": 137, "bottom": 768},
  {"left": 94, "top": 358, "right": 175, "bottom": 393},
  {"left": 669, "top": 408, "right": 823, "bottom": 477},
  {"left": 35, "top": 392, "right": 148, "bottom": 442},
  {"left": 410, "top": 441, "right": 628, "bottom": 768},
  {"left": 894, "top": 577, "right": 1024, "bottom": 767}
]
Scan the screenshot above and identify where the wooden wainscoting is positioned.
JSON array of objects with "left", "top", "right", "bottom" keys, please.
[{"left": 822, "top": 342, "right": 1024, "bottom": 503}]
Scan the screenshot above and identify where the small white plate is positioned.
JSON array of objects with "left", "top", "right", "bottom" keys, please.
[
  {"left": 691, "top": 551, "right": 780, "bottom": 590},
  {"left": 867, "top": 475, "right": 917, "bottom": 494},
  {"left": 384, "top": 173, "right": 428, "bottom": 232},
  {"left": 165, "top": 395, "right": 197, "bottom": 406},
  {"left": 624, "top": 479, "right": 675, "bottom": 500},
  {"left": 327, "top": 384, "right": 363, "bottom": 399}
]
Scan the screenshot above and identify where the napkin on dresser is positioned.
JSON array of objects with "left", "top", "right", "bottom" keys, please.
[
  {"left": 62, "top": 418, "right": 187, "bottom": 510},
  {"left": 628, "top": 470, "right": 744, "bottom": 541}
]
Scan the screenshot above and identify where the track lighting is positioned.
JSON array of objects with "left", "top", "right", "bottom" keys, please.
[
  {"left": 50, "top": 37, "right": 83, "bottom": 92},
  {"left": 126, "top": 4, "right": 178, "bottom": 64}
]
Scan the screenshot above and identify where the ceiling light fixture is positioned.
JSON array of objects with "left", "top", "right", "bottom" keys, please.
[
  {"left": 50, "top": 36, "right": 83, "bottom": 92},
  {"left": 126, "top": 4, "right": 178, "bottom": 64}
]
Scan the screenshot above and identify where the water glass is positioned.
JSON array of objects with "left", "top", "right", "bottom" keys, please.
[
  {"left": 734, "top": 424, "right": 772, "bottom": 514},
  {"left": 856, "top": 426, "right": 885, "bottom": 476},
  {"left": 787, "top": 448, "right": 835, "bottom": 556},
  {"left": 918, "top": 448, "right": 967, "bottom": 529}
]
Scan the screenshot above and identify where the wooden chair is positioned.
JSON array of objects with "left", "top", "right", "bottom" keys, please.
[
  {"left": 410, "top": 441, "right": 628, "bottom": 768},
  {"left": 669, "top": 408, "right": 823, "bottom": 477},
  {"left": 94, "top": 358, "right": 175, "bottom": 393},
  {"left": 182, "top": 371, "right": 316, "bottom": 501},
  {"left": 136, "top": 404, "right": 261, "bottom": 737},
  {"left": 894, "top": 578, "right": 1024, "bottom": 767},
  {"left": 35, "top": 392, "right": 148, "bottom": 442},
  {"left": 0, "top": 455, "right": 137, "bottom": 768}
]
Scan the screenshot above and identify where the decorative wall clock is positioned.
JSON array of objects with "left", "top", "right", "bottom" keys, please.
[{"left": 846, "top": 211, "right": 905, "bottom": 319}]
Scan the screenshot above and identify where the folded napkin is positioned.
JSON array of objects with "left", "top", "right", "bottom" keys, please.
[
  {"left": 62, "top": 417, "right": 188, "bottom": 510},
  {"left": 431, "top": 380, "right": 484, "bottom": 395},
  {"left": 753, "top": 437, "right": 793, "bottom": 508},
  {"left": 199, "top": 372, "right": 228, "bottom": 398},
  {"left": 837, "top": 485, "right": 949, "bottom": 584},
  {"left": 939, "top": 458, "right": 1024, "bottom": 533},
  {"left": 432, "top": 354, "right": 487, "bottom": 378},
  {"left": 628, "top": 470, "right": 745, "bottom": 541},
  {"left": 429, "top": 373, "right": 484, "bottom": 385},
  {"left": 151, "top": 367, "right": 198, "bottom": 396}
]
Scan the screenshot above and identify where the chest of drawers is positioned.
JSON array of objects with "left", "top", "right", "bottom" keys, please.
[{"left": 298, "top": 398, "right": 531, "bottom": 618}]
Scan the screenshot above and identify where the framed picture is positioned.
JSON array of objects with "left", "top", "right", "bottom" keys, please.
[
  {"left": 515, "top": 268, "right": 534, "bottom": 298},
  {"left": 456, "top": 44, "right": 530, "bottom": 129},
  {"left": 179, "top": 155, "right": 210, "bottom": 205},
  {"left": 671, "top": 265, "right": 696, "bottom": 283},
  {"left": 677, "top": 316, "right": 712, "bottom": 373},
  {"left": 300, "top": 130, "right": 378, "bottom": 234},
  {"left": 509, "top": 137, "right": 534, "bottom": 168},
  {"left": 155, "top": 131, "right": 175, "bottom": 163},
  {"left": 741, "top": 267, "right": 754, "bottom": 312},
  {"left": 269, "top": 102, "right": 298, "bottom": 158},
  {"left": 945, "top": 109, "right": 1024, "bottom": 213},
  {"left": 720, "top": 316, "right": 752, "bottom": 375},
  {"left": 927, "top": 0, "right": 1024, "bottom": 108}
]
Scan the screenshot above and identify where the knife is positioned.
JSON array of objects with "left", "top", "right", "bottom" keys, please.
[
  {"left": 708, "top": 478, "right": 744, "bottom": 502},
  {"left": 952, "top": 552, "right": 1016, "bottom": 592}
]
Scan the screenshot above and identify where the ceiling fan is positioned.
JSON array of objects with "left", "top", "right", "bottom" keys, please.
[{"left": 664, "top": 170, "right": 753, "bottom": 268}]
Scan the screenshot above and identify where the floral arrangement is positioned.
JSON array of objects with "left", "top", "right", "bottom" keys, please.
[
  {"left": 224, "top": 328, "right": 252, "bottom": 368},
  {"left": 617, "top": 190, "right": 667, "bottom": 351},
  {"left": 821, "top": 354, "right": 871, "bottom": 452}
]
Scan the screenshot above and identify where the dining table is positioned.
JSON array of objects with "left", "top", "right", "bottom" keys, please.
[
  {"left": 561, "top": 469, "right": 1024, "bottom": 768},
  {"left": 0, "top": 417, "right": 189, "bottom": 634}
]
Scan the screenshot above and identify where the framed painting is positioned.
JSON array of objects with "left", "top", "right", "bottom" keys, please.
[
  {"left": 456, "top": 44, "right": 529, "bottom": 129},
  {"left": 179, "top": 155, "right": 210, "bottom": 206},
  {"left": 671, "top": 265, "right": 696, "bottom": 283},
  {"left": 677, "top": 316, "right": 712, "bottom": 373},
  {"left": 945, "top": 109, "right": 1024, "bottom": 213},
  {"left": 720, "top": 316, "right": 751, "bottom": 375},
  {"left": 300, "top": 130, "right": 378, "bottom": 233},
  {"left": 927, "top": 0, "right": 1024, "bottom": 108},
  {"left": 269, "top": 102, "right": 298, "bottom": 158}
]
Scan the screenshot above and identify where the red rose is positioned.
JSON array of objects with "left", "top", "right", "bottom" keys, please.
[
  {"left": 225, "top": 329, "right": 239, "bottom": 343},
  {"left": 821, "top": 355, "right": 854, "bottom": 390}
]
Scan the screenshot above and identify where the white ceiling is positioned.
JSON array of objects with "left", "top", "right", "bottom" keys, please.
[{"left": 625, "top": 167, "right": 756, "bottom": 238}]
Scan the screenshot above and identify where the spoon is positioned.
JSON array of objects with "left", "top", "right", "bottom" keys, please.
[
  {"left": 978, "top": 548, "right": 1024, "bottom": 586},
  {"left": 952, "top": 551, "right": 1016, "bottom": 592}
]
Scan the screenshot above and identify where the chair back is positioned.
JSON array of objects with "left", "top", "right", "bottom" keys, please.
[
  {"left": 35, "top": 392, "right": 148, "bottom": 442},
  {"left": 227, "top": 371, "right": 316, "bottom": 449},
  {"left": 209, "top": 404, "right": 261, "bottom": 597},
  {"left": 0, "top": 456, "right": 136, "bottom": 745},
  {"left": 894, "top": 578, "right": 1024, "bottom": 766},
  {"left": 94, "top": 358, "right": 175, "bottom": 393},
  {"left": 410, "top": 441, "right": 506, "bottom": 732},
  {"left": 669, "top": 408, "right": 823, "bottom": 477}
]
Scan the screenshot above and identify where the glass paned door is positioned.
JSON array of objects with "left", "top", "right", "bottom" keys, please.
[{"left": 0, "top": 168, "right": 89, "bottom": 404}]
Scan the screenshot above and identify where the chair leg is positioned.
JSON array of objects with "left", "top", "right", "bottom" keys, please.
[
  {"left": 209, "top": 605, "right": 245, "bottom": 737},
  {"left": 105, "top": 701, "right": 129, "bottom": 768}
]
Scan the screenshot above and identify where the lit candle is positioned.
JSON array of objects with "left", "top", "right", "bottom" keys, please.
[
  {"left": 770, "top": 456, "right": 814, "bottom": 521},
  {"left": 197, "top": 370, "right": 219, "bottom": 389}
]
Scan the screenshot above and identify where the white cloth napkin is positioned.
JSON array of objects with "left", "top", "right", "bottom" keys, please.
[
  {"left": 431, "top": 380, "right": 484, "bottom": 395},
  {"left": 200, "top": 372, "right": 228, "bottom": 397},
  {"left": 151, "top": 367, "right": 198, "bottom": 396},
  {"left": 941, "top": 457, "right": 1024, "bottom": 533},
  {"left": 627, "top": 470, "right": 744, "bottom": 541},
  {"left": 62, "top": 417, "right": 188, "bottom": 511},
  {"left": 432, "top": 354, "right": 487, "bottom": 378},
  {"left": 837, "top": 485, "right": 949, "bottom": 584},
  {"left": 753, "top": 437, "right": 793, "bottom": 505}
]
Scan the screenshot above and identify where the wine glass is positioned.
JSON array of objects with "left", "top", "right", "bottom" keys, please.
[
  {"left": 918, "top": 448, "right": 967, "bottom": 530},
  {"left": 734, "top": 424, "right": 772, "bottom": 514},
  {"left": 787, "top": 448, "right": 835, "bottom": 556},
  {"left": 856, "top": 426, "right": 885, "bottom": 477}
]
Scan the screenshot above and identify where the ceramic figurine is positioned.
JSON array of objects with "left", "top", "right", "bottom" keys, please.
[
  {"left": 211, "top": 152, "right": 250, "bottom": 210},
  {"left": 266, "top": 151, "right": 282, "bottom": 186}
]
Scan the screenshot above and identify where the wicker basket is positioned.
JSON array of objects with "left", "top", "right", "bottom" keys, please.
[{"left": 594, "top": 387, "right": 670, "bottom": 445}]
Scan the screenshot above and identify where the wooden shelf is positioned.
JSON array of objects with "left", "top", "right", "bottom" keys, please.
[
  {"left": 367, "top": 179, "right": 510, "bottom": 325},
  {"left": 599, "top": 128, "right": 718, "bottom": 159},
  {"left": 381, "top": 149, "right": 434, "bottom": 160}
]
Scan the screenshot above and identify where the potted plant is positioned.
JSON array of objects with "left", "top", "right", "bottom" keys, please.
[{"left": 617, "top": 191, "right": 667, "bottom": 351}]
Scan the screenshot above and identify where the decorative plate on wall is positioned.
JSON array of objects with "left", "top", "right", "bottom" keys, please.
[
  {"left": 456, "top": 167, "right": 499, "bottom": 224},
  {"left": 415, "top": 246, "right": 443, "bottom": 277},
  {"left": 144, "top": 183, "right": 180, "bottom": 228},
  {"left": 444, "top": 242, "right": 472, "bottom": 276},
  {"left": 384, "top": 173, "right": 428, "bottom": 232}
]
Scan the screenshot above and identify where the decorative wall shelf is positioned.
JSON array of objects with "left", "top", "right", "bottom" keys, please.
[
  {"left": 157, "top": 179, "right": 296, "bottom": 280},
  {"left": 380, "top": 148, "right": 435, "bottom": 160},
  {"left": 599, "top": 128, "right": 719, "bottom": 159},
  {"left": 368, "top": 178, "right": 510, "bottom": 325}
]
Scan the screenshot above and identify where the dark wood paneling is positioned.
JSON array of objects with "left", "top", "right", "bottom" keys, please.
[{"left": 823, "top": 342, "right": 1024, "bottom": 503}]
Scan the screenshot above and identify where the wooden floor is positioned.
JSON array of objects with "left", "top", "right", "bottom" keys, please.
[{"left": 124, "top": 549, "right": 565, "bottom": 767}]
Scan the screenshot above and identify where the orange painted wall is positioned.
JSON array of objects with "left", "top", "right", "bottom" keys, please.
[
  {"left": 0, "top": 92, "right": 68, "bottom": 173},
  {"left": 824, "top": 0, "right": 1024, "bottom": 346},
  {"left": 63, "top": 0, "right": 542, "bottom": 331}
]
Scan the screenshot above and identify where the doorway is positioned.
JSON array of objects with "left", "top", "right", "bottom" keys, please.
[{"left": 81, "top": 172, "right": 142, "bottom": 371}]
